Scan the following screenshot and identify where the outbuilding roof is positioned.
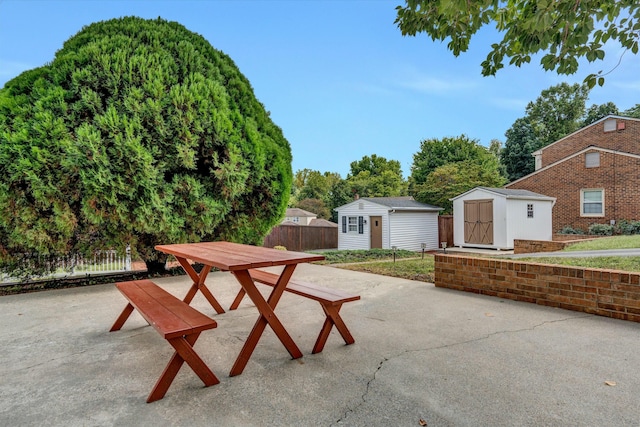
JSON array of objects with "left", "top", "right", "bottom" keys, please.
[
  {"left": 335, "top": 196, "right": 442, "bottom": 211},
  {"left": 451, "top": 187, "right": 555, "bottom": 201}
]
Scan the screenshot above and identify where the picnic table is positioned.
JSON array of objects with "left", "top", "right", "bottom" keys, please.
[{"left": 155, "top": 241, "right": 326, "bottom": 376}]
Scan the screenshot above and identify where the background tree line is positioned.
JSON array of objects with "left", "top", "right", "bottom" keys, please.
[{"left": 292, "top": 83, "right": 639, "bottom": 217}]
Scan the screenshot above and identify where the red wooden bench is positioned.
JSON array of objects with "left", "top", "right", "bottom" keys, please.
[
  {"left": 110, "top": 279, "right": 219, "bottom": 402},
  {"left": 230, "top": 269, "right": 361, "bottom": 354}
]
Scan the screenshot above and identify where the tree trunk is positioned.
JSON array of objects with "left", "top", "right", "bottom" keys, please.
[{"left": 144, "top": 259, "right": 167, "bottom": 276}]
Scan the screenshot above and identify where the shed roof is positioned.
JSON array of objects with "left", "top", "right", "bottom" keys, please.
[
  {"left": 451, "top": 187, "right": 555, "bottom": 201},
  {"left": 336, "top": 196, "right": 442, "bottom": 211}
]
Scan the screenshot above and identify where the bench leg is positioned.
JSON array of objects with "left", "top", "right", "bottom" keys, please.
[
  {"left": 110, "top": 303, "right": 138, "bottom": 332},
  {"left": 312, "top": 303, "right": 356, "bottom": 354},
  {"left": 147, "top": 332, "right": 219, "bottom": 403}
]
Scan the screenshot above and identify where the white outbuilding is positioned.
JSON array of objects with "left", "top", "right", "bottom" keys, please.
[
  {"left": 451, "top": 187, "right": 556, "bottom": 250},
  {"left": 335, "top": 197, "right": 442, "bottom": 251}
]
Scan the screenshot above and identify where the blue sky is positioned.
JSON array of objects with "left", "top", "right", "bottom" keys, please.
[{"left": 1, "top": 0, "right": 639, "bottom": 178}]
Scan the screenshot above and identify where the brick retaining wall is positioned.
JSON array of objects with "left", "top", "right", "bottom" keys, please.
[
  {"left": 513, "top": 239, "right": 568, "bottom": 254},
  {"left": 434, "top": 254, "right": 640, "bottom": 323},
  {"left": 515, "top": 236, "right": 608, "bottom": 254}
]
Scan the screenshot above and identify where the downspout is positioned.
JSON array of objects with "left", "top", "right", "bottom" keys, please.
[{"left": 389, "top": 209, "right": 395, "bottom": 248}]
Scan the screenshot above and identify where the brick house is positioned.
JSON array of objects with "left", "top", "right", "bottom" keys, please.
[{"left": 505, "top": 115, "right": 640, "bottom": 232}]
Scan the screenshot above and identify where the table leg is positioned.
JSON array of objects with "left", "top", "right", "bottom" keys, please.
[
  {"left": 229, "top": 265, "right": 303, "bottom": 376},
  {"left": 177, "top": 257, "right": 225, "bottom": 314}
]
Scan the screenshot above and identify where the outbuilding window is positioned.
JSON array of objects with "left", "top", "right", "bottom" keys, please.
[
  {"left": 581, "top": 189, "right": 604, "bottom": 216},
  {"left": 527, "top": 204, "right": 534, "bottom": 218},
  {"left": 348, "top": 216, "right": 358, "bottom": 232},
  {"left": 342, "top": 216, "right": 364, "bottom": 234}
]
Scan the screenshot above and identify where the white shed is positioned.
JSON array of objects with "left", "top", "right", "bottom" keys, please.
[
  {"left": 335, "top": 197, "right": 442, "bottom": 251},
  {"left": 451, "top": 187, "right": 556, "bottom": 250}
]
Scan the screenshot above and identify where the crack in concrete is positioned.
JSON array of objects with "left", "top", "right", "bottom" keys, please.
[{"left": 332, "top": 313, "right": 590, "bottom": 426}]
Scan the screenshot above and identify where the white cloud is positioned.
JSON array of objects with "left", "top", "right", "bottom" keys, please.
[
  {"left": 398, "top": 75, "right": 477, "bottom": 94},
  {"left": 487, "top": 97, "right": 529, "bottom": 111},
  {"left": 610, "top": 80, "right": 640, "bottom": 91},
  {"left": 352, "top": 83, "right": 396, "bottom": 97}
]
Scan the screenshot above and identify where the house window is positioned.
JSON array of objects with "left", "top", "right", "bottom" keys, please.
[
  {"left": 585, "top": 152, "right": 600, "bottom": 168},
  {"left": 581, "top": 189, "right": 604, "bottom": 216},
  {"left": 527, "top": 204, "right": 534, "bottom": 218},
  {"left": 603, "top": 119, "right": 616, "bottom": 132},
  {"left": 348, "top": 216, "right": 358, "bottom": 232}
]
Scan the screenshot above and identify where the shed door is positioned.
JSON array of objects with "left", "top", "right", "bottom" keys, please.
[
  {"left": 464, "top": 200, "right": 493, "bottom": 245},
  {"left": 370, "top": 216, "right": 382, "bottom": 249}
]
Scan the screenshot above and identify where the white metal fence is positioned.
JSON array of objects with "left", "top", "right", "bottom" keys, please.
[{"left": 1, "top": 246, "right": 133, "bottom": 284}]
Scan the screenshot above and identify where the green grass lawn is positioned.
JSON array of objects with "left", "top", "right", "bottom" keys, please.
[
  {"left": 314, "top": 249, "right": 419, "bottom": 264},
  {"left": 320, "top": 234, "right": 640, "bottom": 283},
  {"left": 338, "top": 257, "right": 435, "bottom": 282},
  {"left": 510, "top": 256, "right": 640, "bottom": 272},
  {"left": 563, "top": 235, "right": 640, "bottom": 251}
]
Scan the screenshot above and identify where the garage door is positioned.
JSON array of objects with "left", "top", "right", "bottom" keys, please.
[{"left": 464, "top": 199, "right": 493, "bottom": 245}]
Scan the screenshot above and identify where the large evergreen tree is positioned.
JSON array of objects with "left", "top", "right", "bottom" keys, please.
[{"left": 0, "top": 17, "right": 292, "bottom": 275}]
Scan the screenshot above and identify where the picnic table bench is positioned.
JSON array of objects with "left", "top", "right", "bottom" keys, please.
[
  {"left": 230, "top": 269, "right": 361, "bottom": 354},
  {"left": 110, "top": 279, "right": 219, "bottom": 403}
]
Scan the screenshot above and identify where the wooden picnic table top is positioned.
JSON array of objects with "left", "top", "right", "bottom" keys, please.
[{"left": 155, "top": 241, "right": 325, "bottom": 272}]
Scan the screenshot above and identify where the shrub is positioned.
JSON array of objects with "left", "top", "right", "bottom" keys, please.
[
  {"left": 588, "top": 223, "right": 614, "bottom": 236},
  {"left": 558, "top": 226, "right": 584, "bottom": 235},
  {"left": 615, "top": 220, "right": 640, "bottom": 235}
]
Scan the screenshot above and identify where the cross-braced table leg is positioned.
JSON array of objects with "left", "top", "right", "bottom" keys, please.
[
  {"left": 147, "top": 332, "right": 220, "bottom": 403},
  {"left": 229, "top": 265, "right": 302, "bottom": 376},
  {"left": 176, "top": 257, "right": 225, "bottom": 314}
]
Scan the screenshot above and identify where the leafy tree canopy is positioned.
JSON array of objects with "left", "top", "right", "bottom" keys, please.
[
  {"left": 290, "top": 169, "right": 350, "bottom": 223},
  {"left": 412, "top": 160, "right": 506, "bottom": 214},
  {"left": 409, "top": 134, "right": 501, "bottom": 190},
  {"left": 502, "top": 82, "right": 590, "bottom": 181},
  {"left": 395, "top": 0, "right": 640, "bottom": 87},
  {"left": 348, "top": 153, "right": 403, "bottom": 178},
  {"left": 0, "top": 17, "right": 292, "bottom": 275},
  {"left": 346, "top": 154, "right": 408, "bottom": 197},
  {"left": 623, "top": 103, "right": 640, "bottom": 118},
  {"left": 292, "top": 169, "right": 342, "bottom": 202},
  {"left": 295, "top": 198, "right": 331, "bottom": 220},
  {"left": 582, "top": 102, "right": 619, "bottom": 126}
]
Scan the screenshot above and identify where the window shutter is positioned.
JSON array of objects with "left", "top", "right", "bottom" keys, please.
[
  {"left": 342, "top": 216, "right": 347, "bottom": 233},
  {"left": 358, "top": 216, "right": 364, "bottom": 234}
]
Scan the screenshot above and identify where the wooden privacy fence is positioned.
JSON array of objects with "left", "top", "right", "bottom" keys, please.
[
  {"left": 263, "top": 225, "right": 338, "bottom": 251},
  {"left": 438, "top": 215, "right": 454, "bottom": 248}
]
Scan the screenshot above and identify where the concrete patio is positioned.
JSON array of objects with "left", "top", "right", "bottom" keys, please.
[{"left": 1, "top": 263, "right": 639, "bottom": 426}]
